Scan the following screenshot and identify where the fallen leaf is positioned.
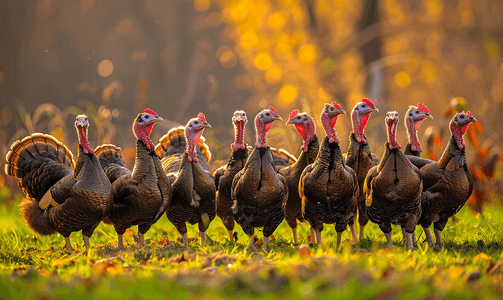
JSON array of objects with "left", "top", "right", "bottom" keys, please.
[
  {"left": 154, "top": 236, "right": 170, "bottom": 245},
  {"left": 474, "top": 253, "right": 490, "bottom": 263},
  {"left": 124, "top": 229, "right": 135, "bottom": 238},
  {"left": 296, "top": 244, "right": 311, "bottom": 257},
  {"left": 52, "top": 258, "right": 71, "bottom": 267}
]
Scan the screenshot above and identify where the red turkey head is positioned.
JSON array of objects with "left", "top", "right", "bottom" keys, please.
[
  {"left": 231, "top": 110, "right": 247, "bottom": 151},
  {"left": 255, "top": 106, "right": 282, "bottom": 148},
  {"left": 75, "top": 114, "right": 93, "bottom": 155},
  {"left": 321, "top": 102, "right": 345, "bottom": 143},
  {"left": 405, "top": 103, "right": 433, "bottom": 153},
  {"left": 385, "top": 111, "right": 401, "bottom": 150},
  {"left": 351, "top": 98, "right": 378, "bottom": 144},
  {"left": 450, "top": 111, "right": 477, "bottom": 150},
  {"left": 185, "top": 113, "right": 212, "bottom": 162},
  {"left": 286, "top": 110, "right": 316, "bottom": 152},
  {"left": 133, "top": 108, "right": 163, "bottom": 152}
]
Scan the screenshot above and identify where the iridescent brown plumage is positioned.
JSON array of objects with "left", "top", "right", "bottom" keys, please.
[
  {"left": 364, "top": 112, "right": 422, "bottom": 250},
  {"left": 231, "top": 106, "right": 287, "bottom": 250},
  {"left": 213, "top": 111, "right": 249, "bottom": 242},
  {"left": 419, "top": 112, "right": 476, "bottom": 249},
  {"left": 157, "top": 113, "right": 216, "bottom": 247},
  {"left": 300, "top": 103, "right": 359, "bottom": 248},
  {"left": 281, "top": 110, "right": 319, "bottom": 243},
  {"left": 344, "top": 99, "right": 379, "bottom": 240},
  {"left": 95, "top": 109, "right": 171, "bottom": 248},
  {"left": 5, "top": 115, "right": 113, "bottom": 252}
]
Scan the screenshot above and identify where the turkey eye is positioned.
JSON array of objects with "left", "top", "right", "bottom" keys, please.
[
  {"left": 415, "top": 110, "right": 419, "bottom": 114},
  {"left": 362, "top": 104, "right": 366, "bottom": 108},
  {"left": 460, "top": 115, "right": 464, "bottom": 119},
  {"left": 409, "top": 113, "right": 413, "bottom": 116},
  {"left": 329, "top": 107, "right": 334, "bottom": 111},
  {"left": 194, "top": 121, "right": 199, "bottom": 124},
  {"left": 297, "top": 116, "right": 301, "bottom": 119},
  {"left": 266, "top": 113, "right": 270, "bottom": 116}
]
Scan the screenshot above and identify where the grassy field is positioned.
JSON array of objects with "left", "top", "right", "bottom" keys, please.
[{"left": 1, "top": 193, "right": 503, "bottom": 299}]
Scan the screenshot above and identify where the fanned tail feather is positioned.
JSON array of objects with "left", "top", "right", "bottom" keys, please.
[
  {"left": 5, "top": 133, "right": 75, "bottom": 179},
  {"left": 94, "top": 144, "right": 126, "bottom": 168},
  {"left": 19, "top": 197, "right": 56, "bottom": 235},
  {"left": 270, "top": 147, "right": 297, "bottom": 166},
  {"left": 155, "top": 126, "right": 211, "bottom": 163}
]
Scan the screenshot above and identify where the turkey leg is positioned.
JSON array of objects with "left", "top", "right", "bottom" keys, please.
[
  {"left": 117, "top": 234, "right": 124, "bottom": 249},
  {"left": 64, "top": 236, "right": 74, "bottom": 251},
  {"left": 200, "top": 231, "right": 207, "bottom": 245},
  {"left": 228, "top": 230, "right": 235, "bottom": 242},
  {"left": 292, "top": 227, "right": 298, "bottom": 244},
  {"left": 423, "top": 227, "right": 435, "bottom": 249},
  {"left": 83, "top": 235, "right": 90, "bottom": 253}
]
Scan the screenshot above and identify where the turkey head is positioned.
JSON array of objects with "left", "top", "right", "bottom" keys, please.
[
  {"left": 255, "top": 106, "right": 282, "bottom": 148},
  {"left": 450, "top": 111, "right": 477, "bottom": 150},
  {"left": 351, "top": 98, "right": 379, "bottom": 144},
  {"left": 133, "top": 108, "right": 164, "bottom": 152},
  {"left": 405, "top": 103, "right": 432, "bottom": 154},
  {"left": 185, "top": 113, "right": 212, "bottom": 162},
  {"left": 385, "top": 111, "right": 401, "bottom": 150},
  {"left": 231, "top": 110, "right": 247, "bottom": 151},
  {"left": 75, "top": 115, "right": 94, "bottom": 155},
  {"left": 286, "top": 110, "right": 316, "bottom": 152},
  {"left": 321, "top": 102, "right": 346, "bottom": 143}
]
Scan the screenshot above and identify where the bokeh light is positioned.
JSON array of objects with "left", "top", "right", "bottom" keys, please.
[{"left": 97, "top": 60, "right": 114, "bottom": 77}]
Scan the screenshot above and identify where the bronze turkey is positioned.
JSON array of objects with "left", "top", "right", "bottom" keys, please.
[
  {"left": 231, "top": 106, "right": 287, "bottom": 250},
  {"left": 419, "top": 111, "right": 476, "bottom": 249},
  {"left": 281, "top": 110, "right": 319, "bottom": 243},
  {"left": 95, "top": 108, "right": 171, "bottom": 248},
  {"left": 364, "top": 111, "right": 422, "bottom": 250},
  {"left": 344, "top": 98, "right": 379, "bottom": 240},
  {"left": 300, "top": 103, "right": 359, "bottom": 247},
  {"left": 213, "top": 110, "right": 249, "bottom": 242},
  {"left": 5, "top": 115, "right": 113, "bottom": 252},
  {"left": 157, "top": 113, "right": 216, "bottom": 246}
]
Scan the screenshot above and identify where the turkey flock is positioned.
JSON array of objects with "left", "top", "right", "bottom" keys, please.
[{"left": 4, "top": 99, "right": 477, "bottom": 252}]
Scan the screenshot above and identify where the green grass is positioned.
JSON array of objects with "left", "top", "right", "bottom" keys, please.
[{"left": 0, "top": 197, "right": 503, "bottom": 299}]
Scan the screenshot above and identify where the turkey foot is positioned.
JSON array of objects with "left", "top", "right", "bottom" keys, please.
[
  {"left": 263, "top": 236, "right": 270, "bottom": 251},
  {"left": 423, "top": 227, "right": 435, "bottom": 249},
  {"left": 83, "top": 235, "right": 90, "bottom": 253},
  {"left": 227, "top": 230, "right": 235, "bottom": 242},
  {"left": 64, "top": 236, "right": 74, "bottom": 252},
  {"left": 248, "top": 233, "right": 255, "bottom": 250},
  {"left": 310, "top": 226, "right": 315, "bottom": 243}
]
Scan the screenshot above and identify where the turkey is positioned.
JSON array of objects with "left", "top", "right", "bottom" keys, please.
[
  {"left": 213, "top": 110, "right": 249, "bottom": 242},
  {"left": 404, "top": 103, "right": 432, "bottom": 156},
  {"left": 156, "top": 113, "right": 216, "bottom": 246},
  {"left": 300, "top": 103, "right": 359, "bottom": 247},
  {"left": 5, "top": 115, "right": 113, "bottom": 252},
  {"left": 344, "top": 98, "right": 379, "bottom": 240},
  {"left": 281, "top": 110, "right": 319, "bottom": 243},
  {"left": 95, "top": 108, "right": 171, "bottom": 248},
  {"left": 419, "top": 111, "right": 476, "bottom": 249},
  {"left": 231, "top": 106, "right": 287, "bottom": 250},
  {"left": 364, "top": 111, "right": 422, "bottom": 250}
]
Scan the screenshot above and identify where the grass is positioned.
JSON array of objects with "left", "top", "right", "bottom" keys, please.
[{"left": 0, "top": 195, "right": 503, "bottom": 299}]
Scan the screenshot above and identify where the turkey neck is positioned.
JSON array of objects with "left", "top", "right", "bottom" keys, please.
[
  {"left": 300, "top": 120, "right": 316, "bottom": 152},
  {"left": 437, "top": 135, "right": 465, "bottom": 169},
  {"left": 386, "top": 120, "right": 400, "bottom": 150},
  {"left": 255, "top": 117, "right": 272, "bottom": 148},
  {"left": 450, "top": 120, "right": 466, "bottom": 150},
  {"left": 133, "top": 122, "right": 156, "bottom": 152},
  {"left": 232, "top": 121, "right": 246, "bottom": 151},
  {"left": 405, "top": 117, "right": 422, "bottom": 153},
  {"left": 185, "top": 128, "right": 204, "bottom": 162},
  {"left": 321, "top": 114, "right": 340, "bottom": 144},
  {"left": 315, "top": 136, "right": 345, "bottom": 170},
  {"left": 131, "top": 140, "right": 154, "bottom": 181},
  {"left": 77, "top": 125, "right": 94, "bottom": 154},
  {"left": 293, "top": 135, "right": 319, "bottom": 171},
  {"left": 351, "top": 110, "right": 368, "bottom": 144}
]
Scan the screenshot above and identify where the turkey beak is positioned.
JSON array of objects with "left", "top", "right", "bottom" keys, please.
[
  {"left": 368, "top": 107, "right": 379, "bottom": 113},
  {"left": 468, "top": 116, "right": 477, "bottom": 123},
  {"left": 272, "top": 115, "right": 282, "bottom": 121},
  {"left": 424, "top": 113, "right": 433, "bottom": 120},
  {"left": 338, "top": 108, "right": 346, "bottom": 115},
  {"left": 201, "top": 122, "right": 212, "bottom": 129},
  {"left": 152, "top": 115, "right": 163, "bottom": 123}
]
